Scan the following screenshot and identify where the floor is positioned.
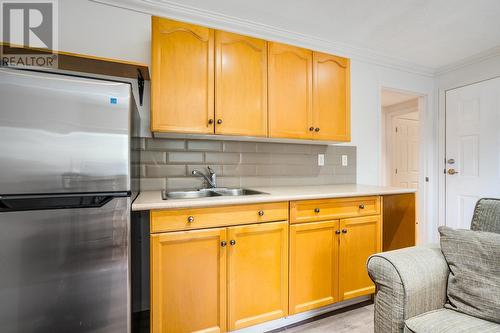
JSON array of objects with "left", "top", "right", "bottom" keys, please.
[
  {"left": 275, "top": 303, "right": 374, "bottom": 333},
  {"left": 132, "top": 302, "right": 374, "bottom": 333}
]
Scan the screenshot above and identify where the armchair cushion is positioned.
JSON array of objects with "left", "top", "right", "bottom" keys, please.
[
  {"left": 367, "top": 245, "right": 449, "bottom": 333},
  {"left": 470, "top": 198, "right": 500, "bottom": 234},
  {"left": 404, "top": 308, "right": 500, "bottom": 333},
  {"left": 439, "top": 226, "right": 500, "bottom": 324}
]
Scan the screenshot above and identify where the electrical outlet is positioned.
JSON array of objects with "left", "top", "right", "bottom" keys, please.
[
  {"left": 318, "top": 154, "right": 325, "bottom": 166},
  {"left": 342, "top": 155, "right": 348, "bottom": 166}
]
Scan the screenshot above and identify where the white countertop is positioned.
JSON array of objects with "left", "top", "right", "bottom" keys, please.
[{"left": 132, "top": 184, "right": 416, "bottom": 211}]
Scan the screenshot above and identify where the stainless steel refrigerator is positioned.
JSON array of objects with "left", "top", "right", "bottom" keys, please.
[{"left": 0, "top": 68, "right": 140, "bottom": 333}]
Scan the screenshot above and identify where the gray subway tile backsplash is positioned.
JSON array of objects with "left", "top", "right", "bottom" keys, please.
[{"left": 139, "top": 138, "right": 356, "bottom": 191}]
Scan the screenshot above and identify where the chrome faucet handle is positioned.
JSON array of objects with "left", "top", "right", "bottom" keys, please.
[
  {"left": 207, "top": 166, "right": 215, "bottom": 175},
  {"left": 207, "top": 166, "right": 217, "bottom": 188}
]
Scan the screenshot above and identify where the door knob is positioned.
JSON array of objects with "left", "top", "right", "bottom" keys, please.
[
  {"left": 341, "top": 229, "right": 348, "bottom": 234},
  {"left": 314, "top": 208, "right": 320, "bottom": 213},
  {"left": 258, "top": 210, "right": 264, "bottom": 216},
  {"left": 187, "top": 216, "right": 194, "bottom": 223},
  {"left": 359, "top": 203, "right": 365, "bottom": 209},
  {"left": 315, "top": 128, "right": 320, "bottom": 132},
  {"left": 309, "top": 127, "right": 315, "bottom": 132},
  {"left": 208, "top": 119, "right": 214, "bottom": 125},
  {"left": 335, "top": 230, "right": 341, "bottom": 235},
  {"left": 217, "top": 119, "right": 223, "bottom": 124},
  {"left": 230, "top": 240, "right": 236, "bottom": 246},
  {"left": 447, "top": 169, "right": 459, "bottom": 175},
  {"left": 221, "top": 240, "right": 227, "bottom": 247}
]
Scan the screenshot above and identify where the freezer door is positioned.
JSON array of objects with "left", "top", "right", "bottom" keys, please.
[
  {"left": 0, "top": 68, "right": 131, "bottom": 194},
  {"left": 0, "top": 197, "right": 130, "bottom": 333}
]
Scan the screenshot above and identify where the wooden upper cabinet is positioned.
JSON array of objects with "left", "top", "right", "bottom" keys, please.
[
  {"left": 151, "top": 17, "right": 214, "bottom": 134},
  {"left": 227, "top": 221, "right": 288, "bottom": 330},
  {"left": 215, "top": 31, "right": 267, "bottom": 136},
  {"left": 268, "top": 42, "right": 313, "bottom": 139},
  {"left": 339, "top": 215, "right": 381, "bottom": 301},
  {"left": 151, "top": 228, "right": 227, "bottom": 333},
  {"left": 313, "top": 52, "right": 350, "bottom": 141}
]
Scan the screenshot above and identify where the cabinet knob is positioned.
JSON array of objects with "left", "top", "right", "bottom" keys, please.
[
  {"left": 217, "top": 119, "right": 223, "bottom": 124},
  {"left": 221, "top": 240, "right": 227, "bottom": 247},
  {"left": 335, "top": 230, "right": 341, "bottom": 235},
  {"left": 342, "top": 229, "right": 348, "bottom": 234},
  {"left": 230, "top": 240, "right": 236, "bottom": 246},
  {"left": 187, "top": 216, "right": 194, "bottom": 223},
  {"left": 208, "top": 119, "right": 214, "bottom": 125},
  {"left": 315, "top": 127, "right": 320, "bottom": 132},
  {"left": 314, "top": 208, "right": 320, "bottom": 213},
  {"left": 309, "top": 126, "right": 315, "bottom": 132},
  {"left": 359, "top": 203, "right": 365, "bottom": 209},
  {"left": 258, "top": 210, "right": 264, "bottom": 216}
]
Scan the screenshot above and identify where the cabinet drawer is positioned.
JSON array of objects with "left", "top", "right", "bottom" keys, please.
[
  {"left": 290, "top": 196, "right": 380, "bottom": 223},
  {"left": 151, "top": 202, "right": 289, "bottom": 233}
]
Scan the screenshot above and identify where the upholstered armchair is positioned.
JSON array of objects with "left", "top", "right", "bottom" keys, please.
[{"left": 367, "top": 198, "right": 500, "bottom": 333}]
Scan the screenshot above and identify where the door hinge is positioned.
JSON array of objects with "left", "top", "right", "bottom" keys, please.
[
  {"left": 395, "top": 127, "right": 398, "bottom": 133},
  {"left": 395, "top": 168, "right": 398, "bottom": 174}
]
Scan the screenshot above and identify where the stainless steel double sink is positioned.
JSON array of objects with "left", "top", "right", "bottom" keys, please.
[{"left": 161, "top": 188, "right": 268, "bottom": 200}]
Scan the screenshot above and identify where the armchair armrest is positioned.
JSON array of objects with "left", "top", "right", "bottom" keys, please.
[{"left": 367, "top": 245, "right": 449, "bottom": 333}]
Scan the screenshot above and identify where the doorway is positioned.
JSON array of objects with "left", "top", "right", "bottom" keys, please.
[
  {"left": 381, "top": 88, "right": 422, "bottom": 239},
  {"left": 444, "top": 77, "right": 500, "bottom": 229}
]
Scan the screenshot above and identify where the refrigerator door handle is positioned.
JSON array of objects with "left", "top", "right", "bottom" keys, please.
[{"left": 0, "top": 192, "right": 130, "bottom": 212}]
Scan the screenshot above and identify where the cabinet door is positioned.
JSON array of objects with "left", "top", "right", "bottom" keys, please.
[
  {"left": 215, "top": 31, "right": 267, "bottom": 136},
  {"left": 289, "top": 220, "right": 340, "bottom": 314},
  {"left": 151, "top": 17, "right": 214, "bottom": 134},
  {"left": 313, "top": 52, "right": 350, "bottom": 141},
  {"left": 268, "top": 42, "right": 313, "bottom": 139},
  {"left": 227, "top": 221, "right": 288, "bottom": 330},
  {"left": 339, "top": 215, "right": 381, "bottom": 300},
  {"left": 151, "top": 228, "right": 226, "bottom": 333}
]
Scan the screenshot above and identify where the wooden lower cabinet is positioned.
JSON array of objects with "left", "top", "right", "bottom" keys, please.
[
  {"left": 151, "top": 228, "right": 227, "bottom": 333},
  {"left": 289, "top": 220, "right": 340, "bottom": 315},
  {"left": 228, "top": 221, "right": 288, "bottom": 330},
  {"left": 339, "top": 215, "right": 381, "bottom": 300},
  {"left": 151, "top": 221, "right": 288, "bottom": 333}
]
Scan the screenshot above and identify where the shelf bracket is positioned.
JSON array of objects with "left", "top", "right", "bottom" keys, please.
[{"left": 137, "top": 68, "right": 145, "bottom": 106}]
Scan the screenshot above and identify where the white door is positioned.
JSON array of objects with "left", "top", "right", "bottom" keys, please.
[
  {"left": 392, "top": 113, "right": 419, "bottom": 189},
  {"left": 445, "top": 77, "right": 500, "bottom": 229}
]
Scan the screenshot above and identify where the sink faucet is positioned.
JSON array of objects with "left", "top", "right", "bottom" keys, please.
[{"left": 191, "top": 166, "right": 217, "bottom": 188}]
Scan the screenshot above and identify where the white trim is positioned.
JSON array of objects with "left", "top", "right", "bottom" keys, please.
[
  {"left": 90, "top": 0, "right": 435, "bottom": 77},
  {"left": 435, "top": 45, "right": 500, "bottom": 76},
  {"left": 231, "top": 296, "right": 370, "bottom": 333}
]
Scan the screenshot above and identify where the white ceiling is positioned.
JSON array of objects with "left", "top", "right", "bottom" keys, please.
[
  {"left": 381, "top": 90, "right": 419, "bottom": 107},
  {"left": 121, "top": 0, "right": 500, "bottom": 72}
]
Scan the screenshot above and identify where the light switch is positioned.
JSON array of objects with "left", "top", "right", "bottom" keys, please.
[
  {"left": 318, "top": 154, "right": 325, "bottom": 166},
  {"left": 342, "top": 155, "right": 348, "bottom": 166}
]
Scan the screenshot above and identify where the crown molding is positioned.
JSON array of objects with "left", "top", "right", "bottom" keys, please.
[
  {"left": 435, "top": 45, "right": 500, "bottom": 76},
  {"left": 91, "top": 0, "right": 436, "bottom": 77}
]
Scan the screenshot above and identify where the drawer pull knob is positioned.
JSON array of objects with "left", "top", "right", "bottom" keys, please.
[
  {"left": 221, "top": 240, "right": 227, "bottom": 247},
  {"left": 359, "top": 204, "right": 365, "bottom": 209},
  {"left": 315, "top": 127, "right": 320, "bottom": 132},
  {"left": 258, "top": 210, "right": 264, "bottom": 216},
  {"left": 342, "top": 229, "right": 348, "bottom": 234},
  {"left": 230, "top": 240, "right": 236, "bottom": 246},
  {"left": 187, "top": 216, "right": 195, "bottom": 223},
  {"left": 314, "top": 208, "right": 320, "bottom": 213},
  {"left": 208, "top": 119, "right": 214, "bottom": 125},
  {"left": 217, "top": 119, "right": 223, "bottom": 124},
  {"left": 335, "top": 230, "right": 341, "bottom": 235},
  {"left": 309, "top": 126, "right": 315, "bottom": 132}
]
